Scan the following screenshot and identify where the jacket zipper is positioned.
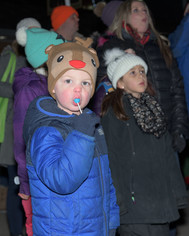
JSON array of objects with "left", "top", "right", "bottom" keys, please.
[
  {"left": 96, "top": 145, "right": 108, "bottom": 236},
  {"left": 126, "top": 122, "right": 136, "bottom": 204}
]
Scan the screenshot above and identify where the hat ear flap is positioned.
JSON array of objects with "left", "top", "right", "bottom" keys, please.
[{"left": 45, "top": 44, "right": 54, "bottom": 54}]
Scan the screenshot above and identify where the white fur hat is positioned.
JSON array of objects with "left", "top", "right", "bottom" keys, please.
[
  {"left": 16, "top": 17, "right": 41, "bottom": 31},
  {"left": 16, "top": 18, "right": 41, "bottom": 46},
  {"left": 104, "top": 48, "right": 148, "bottom": 88}
]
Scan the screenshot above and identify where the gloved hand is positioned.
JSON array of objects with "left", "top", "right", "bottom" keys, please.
[
  {"left": 72, "top": 110, "right": 100, "bottom": 136},
  {"left": 172, "top": 133, "right": 186, "bottom": 153}
]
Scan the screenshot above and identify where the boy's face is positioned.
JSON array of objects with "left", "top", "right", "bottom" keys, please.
[
  {"left": 52, "top": 69, "right": 92, "bottom": 115},
  {"left": 117, "top": 65, "right": 147, "bottom": 98}
]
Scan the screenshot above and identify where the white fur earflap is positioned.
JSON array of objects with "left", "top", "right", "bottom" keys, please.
[
  {"left": 104, "top": 48, "right": 125, "bottom": 66},
  {"left": 15, "top": 26, "right": 27, "bottom": 47}
]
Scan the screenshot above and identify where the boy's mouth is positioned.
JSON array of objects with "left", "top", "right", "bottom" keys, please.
[{"left": 73, "top": 97, "right": 81, "bottom": 106}]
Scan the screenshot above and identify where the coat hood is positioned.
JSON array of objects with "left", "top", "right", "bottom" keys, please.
[{"left": 13, "top": 67, "right": 47, "bottom": 94}]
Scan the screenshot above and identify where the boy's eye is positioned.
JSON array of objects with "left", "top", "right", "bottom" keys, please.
[
  {"left": 82, "top": 81, "right": 91, "bottom": 86},
  {"left": 65, "top": 79, "right": 72, "bottom": 84}
]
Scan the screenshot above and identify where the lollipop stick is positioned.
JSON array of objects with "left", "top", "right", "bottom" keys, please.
[{"left": 77, "top": 103, "right": 82, "bottom": 114}]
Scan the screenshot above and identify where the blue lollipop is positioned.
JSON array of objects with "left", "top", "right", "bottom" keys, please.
[
  {"left": 74, "top": 98, "right": 82, "bottom": 113},
  {"left": 74, "top": 98, "right": 80, "bottom": 104}
]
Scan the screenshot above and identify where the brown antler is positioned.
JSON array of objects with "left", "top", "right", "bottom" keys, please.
[{"left": 75, "top": 37, "right": 93, "bottom": 48}]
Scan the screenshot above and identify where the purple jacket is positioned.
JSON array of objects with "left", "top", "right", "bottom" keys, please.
[{"left": 13, "top": 67, "right": 49, "bottom": 195}]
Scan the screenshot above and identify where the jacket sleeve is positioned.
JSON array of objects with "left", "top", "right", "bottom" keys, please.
[
  {"left": 109, "top": 168, "right": 120, "bottom": 230},
  {"left": 13, "top": 85, "right": 42, "bottom": 195},
  {"left": 169, "top": 58, "right": 189, "bottom": 139},
  {"left": 169, "top": 14, "right": 189, "bottom": 116},
  {"left": 92, "top": 83, "right": 106, "bottom": 116},
  {"left": 169, "top": 13, "right": 189, "bottom": 58},
  {"left": 165, "top": 133, "right": 188, "bottom": 209},
  {"left": 30, "top": 126, "right": 95, "bottom": 194}
]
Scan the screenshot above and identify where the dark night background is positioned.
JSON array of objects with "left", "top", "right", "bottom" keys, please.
[{"left": 0, "top": 0, "right": 188, "bottom": 46}]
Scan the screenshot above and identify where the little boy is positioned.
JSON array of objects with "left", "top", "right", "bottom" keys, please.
[{"left": 23, "top": 37, "right": 120, "bottom": 236}]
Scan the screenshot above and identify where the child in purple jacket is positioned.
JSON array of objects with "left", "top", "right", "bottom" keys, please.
[{"left": 13, "top": 26, "right": 65, "bottom": 235}]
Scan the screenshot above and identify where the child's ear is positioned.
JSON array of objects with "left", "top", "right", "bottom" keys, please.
[{"left": 117, "top": 80, "right": 124, "bottom": 89}]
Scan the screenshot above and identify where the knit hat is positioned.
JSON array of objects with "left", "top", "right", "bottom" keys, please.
[
  {"left": 45, "top": 37, "right": 99, "bottom": 99},
  {"left": 101, "top": 1, "right": 122, "bottom": 27},
  {"left": 93, "top": 2, "right": 106, "bottom": 17},
  {"left": 16, "top": 17, "right": 41, "bottom": 31},
  {"left": 104, "top": 48, "right": 148, "bottom": 88},
  {"left": 16, "top": 27, "right": 65, "bottom": 68},
  {"left": 51, "top": 5, "right": 79, "bottom": 31}
]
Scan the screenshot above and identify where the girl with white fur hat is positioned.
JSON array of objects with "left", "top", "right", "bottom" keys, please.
[{"left": 101, "top": 48, "right": 188, "bottom": 236}]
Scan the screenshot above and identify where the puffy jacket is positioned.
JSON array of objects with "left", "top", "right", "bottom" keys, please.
[
  {"left": 96, "top": 30, "right": 189, "bottom": 152},
  {"left": 0, "top": 45, "right": 27, "bottom": 165},
  {"left": 13, "top": 67, "right": 49, "bottom": 195},
  {"left": 23, "top": 96, "right": 120, "bottom": 236},
  {"left": 169, "top": 13, "right": 189, "bottom": 114},
  {"left": 101, "top": 95, "right": 188, "bottom": 224}
]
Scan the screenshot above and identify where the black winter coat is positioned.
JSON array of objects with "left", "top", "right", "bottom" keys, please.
[
  {"left": 97, "top": 30, "right": 189, "bottom": 152},
  {"left": 101, "top": 95, "right": 188, "bottom": 224}
]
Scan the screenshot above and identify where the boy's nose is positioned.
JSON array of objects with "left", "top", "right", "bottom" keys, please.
[{"left": 74, "top": 84, "right": 82, "bottom": 92}]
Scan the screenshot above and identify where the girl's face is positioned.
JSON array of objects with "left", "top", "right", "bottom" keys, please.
[
  {"left": 117, "top": 65, "right": 147, "bottom": 98},
  {"left": 127, "top": 1, "right": 149, "bottom": 37},
  {"left": 52, "top": 69, "right": 92, "bottom": 115}
]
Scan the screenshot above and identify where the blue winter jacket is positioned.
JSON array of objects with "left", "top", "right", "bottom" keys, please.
[
  {"left": 23, "top": 96, "right": 120, "bottom": 236},
  {"left": 169, "top": 13, "right": 189, "bottom": 114}
]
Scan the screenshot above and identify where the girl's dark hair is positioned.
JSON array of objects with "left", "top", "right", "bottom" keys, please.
[{"left": 100, "top": 81, "right": 155, "bottom": 120}]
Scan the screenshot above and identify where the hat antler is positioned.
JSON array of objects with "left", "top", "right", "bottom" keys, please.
[{"left": 75, "top": 37, "right": 93, "bottom": 48}]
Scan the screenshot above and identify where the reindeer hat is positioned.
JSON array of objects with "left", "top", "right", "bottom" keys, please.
[{"left": 45, "top": 37, "right": 99, "bottom": 99}]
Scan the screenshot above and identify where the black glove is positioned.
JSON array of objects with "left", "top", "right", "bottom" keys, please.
[
  {"left": 72, "top": 111, "right": 100, "bottom": 136},
  {"left": 172, "top": 133, "right": 186, "bottom": 153}
]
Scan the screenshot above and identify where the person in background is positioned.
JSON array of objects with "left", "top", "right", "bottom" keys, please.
[
  {"left": 93, "top": 0, "right": 123, "bottom": 48},
  {"left": 169, "top": 2, "right": 189, "bottom": 114},
  {"left": 13, "top": 26, "right": 65, "bottom": 236},
  {"left": 95, "top": 0, "right": 189, "bottom": 154},
  {"left": 93, "top": 3, "right": 189, "bottom": 235},
  {"left": 168, "top": 0, "right": 189, "bottom": 207},
  {"left": 101, "top": 48, "right": 188, "bottom": 236},
  {"left": 89, "top": 0, "right": 124, "bottom": 111},
  {"left": 50, "top": 5, "right": 81, "bottom": 41},
  {"left": 0, "top": 18, "right": 38, "bottom": 236},
  {"left": 22, "top": 37, "right": 120, "bottom": 235}
]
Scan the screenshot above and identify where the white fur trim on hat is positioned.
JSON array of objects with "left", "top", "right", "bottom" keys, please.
[
  {"left": 16, "top": 17, "right": 41, "bottom": 31},
  {"left": 104, "top": 48, "right": 148, "bottom": 88},
  {"left": 16, "top": 26, "right": 27, "bottom": 47}
]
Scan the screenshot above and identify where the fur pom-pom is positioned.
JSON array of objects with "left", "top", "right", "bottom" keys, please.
[
  {"left": 15, "top": 26, "right": 27, "bottom": 47},
  {"left": 104, "top": 48, "right": 125, "bottom": 66}
]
